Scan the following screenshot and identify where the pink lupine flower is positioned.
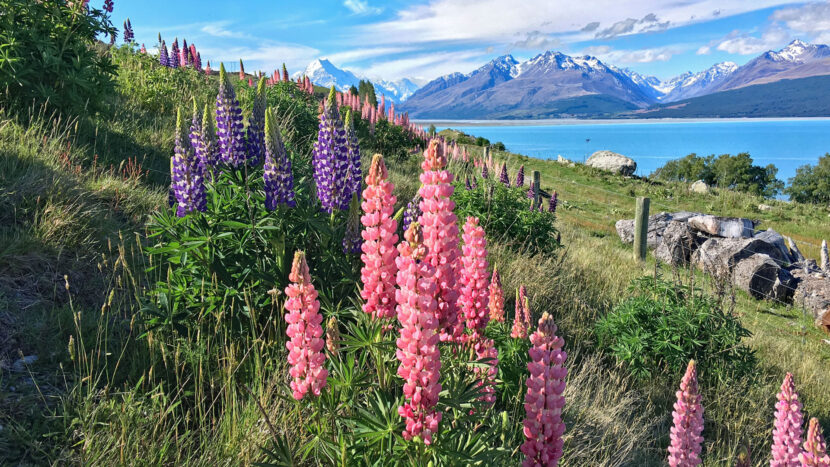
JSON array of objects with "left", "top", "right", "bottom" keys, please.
[
  {"left": 511, "top": 287, "right": 529, "bottom": 339},
  {"left": 460, "top": 217, "right": 490, "bottom": 338},
  {"left": 395, "top": 223, "right": 442, "bottom": 445},
  {"left": 800, "top": 418, "right": 830, "bottom": 467},
  {"left": 488, "top": 267, "right": 505, "bottom": 322},
  {"left": 419, "top": 139, "right": 462, "bottom": 342},
  {"left": 360, "top": 154, "right": 399, "bottom": 320},
  {"left": 521, "top": 312, "right": 567, "bottom": 467},
  {"left": 325, "top": 316, "right": 340, "bottom": 357},
  {"left": 519, "top": 285, "right": 532, "bottom": 328},
  {"left": 667, "top": 360, "right": 704, "bottom": 467},
  {"left": 284, "top": 251, "right": 328, "bottom": 400},
  {"left": 771, "top": 372, "right": 804, "bottom": 466}
]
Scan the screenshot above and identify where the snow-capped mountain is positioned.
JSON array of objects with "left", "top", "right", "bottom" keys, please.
[
  {"left": 294, "top": 59, "right": 419, "bottom": 102},
  {"left": 659, "top": 62, "right": 739, "bottom": 101}
]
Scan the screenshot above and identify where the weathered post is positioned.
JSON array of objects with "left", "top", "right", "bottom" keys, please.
[
  {"left": 483, "top": 145, "right": 490, "bottom": 161},
  {"left": 532, "top": 170, "right": 541, "bottom": 209},
  {"left": 634, "top": 197, "right": 650, "bottom": 262}
]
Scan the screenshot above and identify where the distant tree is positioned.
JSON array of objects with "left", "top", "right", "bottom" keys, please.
[
  {"left": 785, "top": 153, "right": 830, "bottom": 205},
  {"left": 357, "top": 79, "right": 377, "bottom": 106},
  {"left": 428, "top": 124, "right": 436, "bottom": 137},
  {"left": 349, "top": 85, "right": 358, "bottom": 95},
  {"left": 652, "top": 152, "right": 782, "bottom": 198},
  {"left": 493, "top": 142, "right": 506, "bottom": 151},
  {"left": 475, "top": 136, "right": 490, "bottom": 147}
]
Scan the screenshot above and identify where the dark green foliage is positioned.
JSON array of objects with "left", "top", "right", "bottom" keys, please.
[
  {"left": 785, "top": 153, "right": 830, "bottom": 205},
  {"left": 0, "top": 0, "right": 116, "bottom": 115},
  {"left": 453, "top": 178, "right": 560, "bottom": 255},
  {"left": 428, "top": 124, "right": 436, "bottom": 137},
  {"left": 652, "top": 152, "right": 783, "bottom": 198},
  {"left": 348, "top": 85, "right": 358, "bottom": 96},
  {"left": 474, "top": 136, "right": 490, "bottom": 146},
  {"left": 492, "top": 141, "right": 506, "bottom": 151},
  {"left": 357, "top": 79, "right": 377, "bottom": 106},
  {"left": 356, "top": 118, "right": 418, "bottom": 162},
  {"left": 595, "top": 276, "right": 756, "bottom": 381}
]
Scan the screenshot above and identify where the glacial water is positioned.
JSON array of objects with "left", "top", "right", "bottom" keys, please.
[{"left": 424, "top": 118, "right": 830, "bottom": 183}]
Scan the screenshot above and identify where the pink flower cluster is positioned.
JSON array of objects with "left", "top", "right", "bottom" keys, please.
[
  {"left": 511, "top": 286, "right": 531, "bottom": 339},
  {"left": 800, "top": 418, "right": 830, "bottom": 466},
  {"left": 284, "top": 251, "right": 328, "bottom": 400},
  {"left": 521, "top": 312, "right": 567, "bottom": 467},
  {"left": 395, "top": 223, "right": 442, "bottom": 445},
  {"left": 359, "top": 154, "right": 399, "bottom": 320},
  {"left": 419, "top": 139, "right": 462, "bottom": 342},
  {"left": 667, "top": 360, "right": 704, "bottom": 467},
  {"left": 460, "top": 217, "right": 490, "bottom": 338},
  {"left": 771, "top": 372, "right": 804, "bottom": 466},
  {"left": 488, "top": 267, "right": 505, "bottom": 322}
]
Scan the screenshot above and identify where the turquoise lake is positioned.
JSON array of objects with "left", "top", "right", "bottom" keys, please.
[{"left": 425, "top": 119, "right": 830, "bottom": 183}]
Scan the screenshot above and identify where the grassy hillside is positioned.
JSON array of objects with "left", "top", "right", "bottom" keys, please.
[
  {"left": 632, "top": 75, "right": 830, "bottom": 118},
  {"left": 4, "top": 46, "right": 830, "bottom": 466}
]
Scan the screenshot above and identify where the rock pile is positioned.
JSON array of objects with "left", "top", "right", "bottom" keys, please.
[{"left": 616, "top": 211, "right": 830, "bottom": 329}]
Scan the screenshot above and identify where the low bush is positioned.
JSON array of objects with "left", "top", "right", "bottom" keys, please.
[{"left": 595, "top": 275, "right": 756, "bottom": 381}]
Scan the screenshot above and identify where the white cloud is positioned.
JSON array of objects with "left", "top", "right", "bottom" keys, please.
[
  {"left": 595, "top": 13, "right": 669, "bottom": 39},
  {"left": 771, "top": 2, "right": 830, "bottom": 44},
  {"left": 583, "top": 45, "right": 675, "bottom": 63},
  {"left": 197, "top": 43, "right": 320, "bottom": 74},
  {"left": 200, "top": 23, "right": 251, "bottom": 39},
  {"left": 510, "top": 31, "right": 560, "bottom": 50},
  {"left": 343, "top": 0, "right": 382, "bottom": 15},
  {"left": 696, "top": 45, "right": 712, "bottom": 55},
  {"left": 713, "top": 27, "right": 790, "bottom": 55},
  {"left": 324, "top": 46, "right": 416, "bottom": 65},
  {"left": 353, "top": 50, "right": 488, "bottom": 81}
]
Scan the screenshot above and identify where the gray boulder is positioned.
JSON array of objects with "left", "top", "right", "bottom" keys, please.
[
  {"left": 692, "top": 237, "right": 791, "bottom": 281},
  {"left": 687, "top": 215, "right": 754, "bottom": 239},
  {"left": 753, "top": 229, "right": 794, "bottom": 265},
  {"left": 732, "top": 254, "right": 785, "bottom": 300},
  {"left": 615, "top": 211, "right": 703, "bottom": 248},
  {"left": 654, "top": 221, "right": 706, "bottom": 266},
  {"left": 586, "top": 150, "right": 636, "bottom": 176},
  {"left": 690, "top": 180, "right": 710, "bottom": 194},
  {"left": 791, "top": 269, "right": 830, "bottom": 330}
]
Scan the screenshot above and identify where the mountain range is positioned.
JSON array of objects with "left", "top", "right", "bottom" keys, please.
[
  {"left": 294, "top": 59, "right": 420, "bottom": 103},
  {"left": 399, "top": 40, "right": 830, "bottom": 119}
]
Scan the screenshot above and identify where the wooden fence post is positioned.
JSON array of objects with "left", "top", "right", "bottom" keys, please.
[
  {"left": 634, "top": 197, "right": 650, "bottom": 262},
  {"left": 532, "top": 171, "right": 541, "bottom": 209}
]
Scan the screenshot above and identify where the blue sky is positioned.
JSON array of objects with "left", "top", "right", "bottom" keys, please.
[{"left": 113, "top": 0, "right": 830, "bottom": 83}]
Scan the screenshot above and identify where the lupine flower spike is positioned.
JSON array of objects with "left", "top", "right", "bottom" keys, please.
[
  {"left": 343, "top": 109, "right": 362, "bottom": 209},
  {"left": 284, "top": 251, "right": 328, "bottom": 400},
  {"left": 549, "top": 191, "right": 558, "bottom": 213},
  {"left": 800, "top": 418, "right": 830, "bottom": 466},
  {"left": 667, "top": 360, "right": 704, "bottom": 467},
  {"left": 511, "top": 287, "right": 528, "bottom": 339},
  {"left": 516, "top": 164, "right": 525, "bottom": 186},
  {"left": 170, "top": 108, "right": 205, "bottom": 216},
  {"left": 103, "top": 0, "right": 113, "bottom": 12},
  {"left": 359, "top": 154, "right": 399, "bottom": 319},
  {"left": 215, "top": 64, "right": 246, "bottom": 168},
  {"left": 401, "top": 194, "right": 422, "bottom": 236},
  {"left": 489, "top": 267, "right": 505, "bottom": 322},
  {"left": 170, "top": 39, "right": 179, "bottom": 68},
  {"left": 771, "top": 372, "right": 804, "bottom": 467},
  {"left": 140, "top": 43, "right": 146, "bottom": 54},
  {"left": 263, "top": 108, "right": 296, "bottom": 209},
  {"left": 246, "top": 78, "right": 267, "bottom": 166},
  {"left": 460, "top": 217, "right": 490, "bottom": 339},
  {"left": 519, "top": 285, "right": 532, "bottom": 329},
  {"left": 419, "top": 139, "right": 462, "bottom": 342},
  {"left": 325, "top": 316, "right": 341, "bottom": 357},
  {"left": 159, "top": 41, "right": 169, "bottom": 67},
  {"left": 199, "top": 103, "right": 217, "bottom": 178},
  {"left": 312, "top": 87, "right": 349, "bottom": 213},
  {"left": 187, "top": 100, "right": 207, "bottom": 211},
  {"left": 123, "top": 19, "right": 133, "bottom": 43},
  {"left": 499, "top": 162, "right": 510, "bottom": 186},
  {"left": 395, "top": 223, "right": 442, "bottom": 445},
  {"left": 521, "top": 312, "right": 567, "bottom": 467}
]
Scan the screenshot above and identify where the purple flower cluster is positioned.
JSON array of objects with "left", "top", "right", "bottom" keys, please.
[
  {"left": 169, "top": 39, "right": 179, "bottom": 69},
  {"left": 216, "top": 64, "right": 246, "bottom": 168},
  {"left": 171, "top": 108, "right": 206, "bottom": 216},
  {"left": 159, "top": 41, "right": 169, "bottom": 67},
  {"left": 548, "top": 191, "right": 558, "bottom": 213},
  {"left": 343, "top": 110, "right": 362, "bottom": 209},
  {"left": 312, "top": 87, "right": 349, "bottom": 213},
  {"left": 263, "top": 109, "right": 296, "bottom": 209},
  {"left": 103, "top": 0, "right": 113, "bottom": 13},
  {"left": 123, "top": 19, "right": 133, "bottom": 43},
  {"left": 481, "top": 165, "right": 489, "bottom": 179},
  {"left": 401, "top": 194, "right": 422, "bottom": 235},
  {"left": 515, "top": 164, "right": 525, "bottom": 186},
  {"left": 499, "top": 162, "right": 510, "bottom": 186},
  {"left": 246, "top": 78, "right": 267, "bottom": 166}
]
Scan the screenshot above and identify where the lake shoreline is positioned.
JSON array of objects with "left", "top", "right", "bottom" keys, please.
[{"left": 413, "top": 117, "right": 830, "bottom": 127}]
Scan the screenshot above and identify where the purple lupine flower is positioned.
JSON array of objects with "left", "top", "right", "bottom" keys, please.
[
  {"left": 312, "top": 86, "right": 349, "bottom": 213},
  {"left": 194, "top": 52, "right": 202, "bottom": 71},
  {"left": 171, "top": 108, "right": 194, "bottom": 216},
  {"left": 263, "top": 108, "right": 295, "bottom": 209},
  {"left": 481, "top": 164, "right": 489, "bottom": 179},
  {"left": 342, "top": 195, "right": 362, "bottom": 254},
  {"left": 159, "top": 41, "right": 169, "bottom": 67},
  {"left": 515, "top": 164, "right": 525, "bottom": 186},
  {"left": 170, "top": 39, "right": 179, "bottom": 68},
  {"left": 343, "top": 109, "right": 362, "bottom": 209},
  {"left": 499, "top": 162, "right": 509, "bottom": 186},
  {"left": 182, "top": 39, "right": 189, "bottom": 66},
  {"left": 548, "top": 191, "right": 558, "bottom": 213},
  {"left": 401, "top": 194, "right": 422, "bottom": 236},
  {"left": 470, "top": 176, "right": 478, "bottom": 189},
  {"left": 188, "top": 100, "right": 211, "bottom": 211},
  {"left": 465, "top": 175, "right": 472, "bottom": 190},
  {"left": 215, "top": 63, "right": 246, "bottom": 168},
  {"left": 123, "top": 19, "right": 133, "bottom": 43},
  {"left": 103, "top": 0, "right": 113, "bottom": 13},
  {"left": 245, "top": 78, "right": 267, "bottom": 166},
  {"left": 527, "top": 181, "right": 535, "bottom": 199},
  {"left": 109, "top": 30, "right": 117, "bottom": 45}
]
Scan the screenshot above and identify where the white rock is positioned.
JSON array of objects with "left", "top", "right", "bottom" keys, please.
[
  {"left": 687, "top": 215, "right": 754, "bottom": 238},
  {"left": 690, "top": 180, "right": 709, "bottom": 194},
  {"left": 585, "top": 150, "right": 636, "bottom": 176},
  {"left": 758, "top": 204, "right": 773, "bottom": 211}
]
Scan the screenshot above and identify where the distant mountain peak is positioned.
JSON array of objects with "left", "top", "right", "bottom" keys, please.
[
  {"left": 295, "top": 59, "right": 420, "bottom": 102},
  {"left": 767, "top": 39, "right": 829, "bottom": 63}
]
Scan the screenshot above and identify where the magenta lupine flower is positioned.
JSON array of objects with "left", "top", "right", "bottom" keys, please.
[
  {"left": 360, "top": 155, "right": 399, "bottom": 320},
  {"left": 527, "top": 181, "right": 535, "bottom": 199},
  {"left": 239, "top": 59, "right": 245, "bottom": 80},
  {"left": 170, "top": 39, "right": 179, "bottom": 68},
  {"left": 771, "top": 372, "right": 804, "bottom": 467},
  {"left": 245, "top": 78, "right": 267, "bottom": 166},
  {"left": 215, "top": 64, "right": 246, "bottom": 168},
  {"left": 140, "top": 43, "right": 146, "bottom": 54},
  {"left": 205, "top": 61, "right": 211, "bottom": 76},
  {"left": 395, "top": 223, "right": 442, "bottom": 445},
  {"left": 419, "top": 139, "right": 462, "bottom": 342},
  {"left": 159, "top": 41, "right": 169, "bottom": 67},
  {"left": 282, "top": 63, "right": 289, "bottom": 82},
  {"left": 284, "top": 251, "right": 328, "bottom": 400},
  {"left": 401, "top": 194, "right": 422, "bottom": 236},
  {"left": 667, "top": 360, "right": 704, "bottom": 467},
  {"left": 460, "top": 217, "right": 490, "bottom": 338},
  {"left": 521, "top": 312, "right": 567, "bottom": 467},
  {"left": 499, "top": 162, "right": 510, "bottom": 186},
  {"left": 516, "top": 164, "right": 525, "bottom": 186},
  {"left": 800, "top": 418, "right": 830, "bottom": 466},
  {"left": 549, "top": 191, "right": 558, "bottom": 213},
  {"left": 103, "top": 0, "right": 113, "bottom": 12},
  {"left": 263, "top": 109, "right": 295, "bottom": 210},
  {"left": 123, "top": 19, "right": 133, "bottom": 43},
  {"left": 343, "top": 110, "right": 362, "bottom": 210},
  {"left": 519, "top": 285, "right": 532, "bottom": 328},
  {"left": 312, "top": 87, "right": 349, "bottom": 213}
]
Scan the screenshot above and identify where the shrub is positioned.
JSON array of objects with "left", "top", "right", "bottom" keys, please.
[
  {"left": 652, "top": 152, "right": 783, "bottom": 198},
  {"left": 453, "top": 178, "right": 560, "bottom": 255},
  {"left": 785, "top": 153, "right": 830, "bottom": 205},
  {"left": 595, "top": 276, "right": 756, "bottom": 380},
  {"left": 0, "top": 0, "right": 116, "bottom": 115}
]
